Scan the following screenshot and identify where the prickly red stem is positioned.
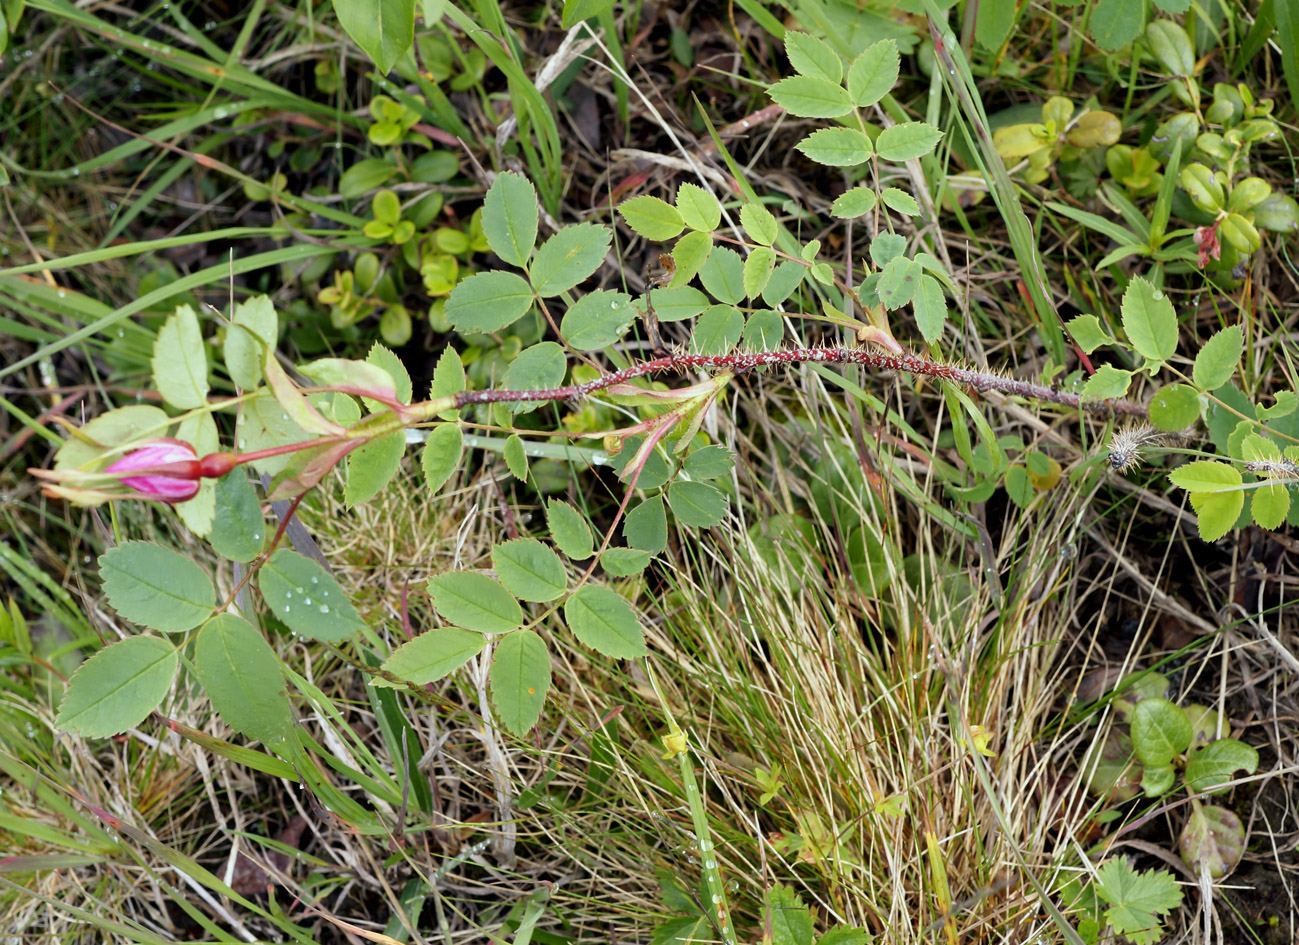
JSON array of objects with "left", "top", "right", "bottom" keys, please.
[{"left": 448, "top": 347, "right": 1147, "bottom": 417}]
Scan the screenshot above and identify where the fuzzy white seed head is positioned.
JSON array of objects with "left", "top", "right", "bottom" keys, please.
[{"left": 1107, "top": 424, "right": 1174, "bottom": 473}]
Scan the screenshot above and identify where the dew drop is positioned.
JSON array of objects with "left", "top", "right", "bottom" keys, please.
[
  {"left": 320, "top": 605, "right": 330, "bottom": 614},
  {"left": 57, "top": 290, "right": 66, "bottom": 298},
  {"left": 283, "top": 606, "right": 291, "bottom": 613},
  {"left": 1153, "top": 290, "right": 1164, "bottom": 300},
  {"left": 303, "top": 597, "right": 311, "bottom": 605}
]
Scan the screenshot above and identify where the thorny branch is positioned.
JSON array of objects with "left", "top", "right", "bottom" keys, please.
[{"left": 441, "top": 346, "right": 1148, "bottom": 417}]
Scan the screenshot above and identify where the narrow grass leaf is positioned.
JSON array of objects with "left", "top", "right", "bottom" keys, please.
[
  {"left": 1047, "top": 201, "right": 1141, "bottom": 247},
  {"left": 55, "top": 637, "right": 178, "bottom": 737},
  {"left": 100, "top": 542, "right": 214, "bottom": 633},
  {"left": 152, "top": 305, "right": 208, "bottom": 409},
  {"left": 564, "top": 585, "right": 647, "bottom": 658},
  {"left": 1275, "top": 0, "right": 1299, "bottom": 113},
  {"left": 195, "top": 614, "right": 293, "bottom": 749},
  {"left": 427, "top": 572, "right": 523, "bottom": 633},
  {"left": 490, "top": 630, "right": 550, "bottom": 735},
  {"left": 259, "top": 550, "right": 368, "bottom": 641},
  {"left": 562, "top": 0, "right": 616, "bottom": 29},
  {"left": 378, "top": 627, "right": 486, "bottom": 686},
  {"left": 493, "top": 539, "right": 566, "bottom": 602},
  {"left": 482, "top": 171, "right": 538, "bottom": 267}
]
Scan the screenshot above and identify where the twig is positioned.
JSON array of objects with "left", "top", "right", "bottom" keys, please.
[{"left": 445, "top": 347, "right": 1147, "bottom": 418}]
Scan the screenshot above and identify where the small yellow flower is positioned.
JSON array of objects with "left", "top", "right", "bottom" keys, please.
[
  {"left": 661, "top": 731, "right": 688, "bottom": 759},
  {"left": 963, "top": 725, "right": 996, "bottom": 757}
]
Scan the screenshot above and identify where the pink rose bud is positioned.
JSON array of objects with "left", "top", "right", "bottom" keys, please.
[{"left": 105, "top": 439, "right": 201, "bottom": 502}]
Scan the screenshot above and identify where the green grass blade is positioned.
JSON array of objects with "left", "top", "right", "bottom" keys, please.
[
  {"left": 0, "top": 243, "right": 342, "bottom": 380},
  {"left": 922, "top": 1, "right": 1068, "bottom": 363}
]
